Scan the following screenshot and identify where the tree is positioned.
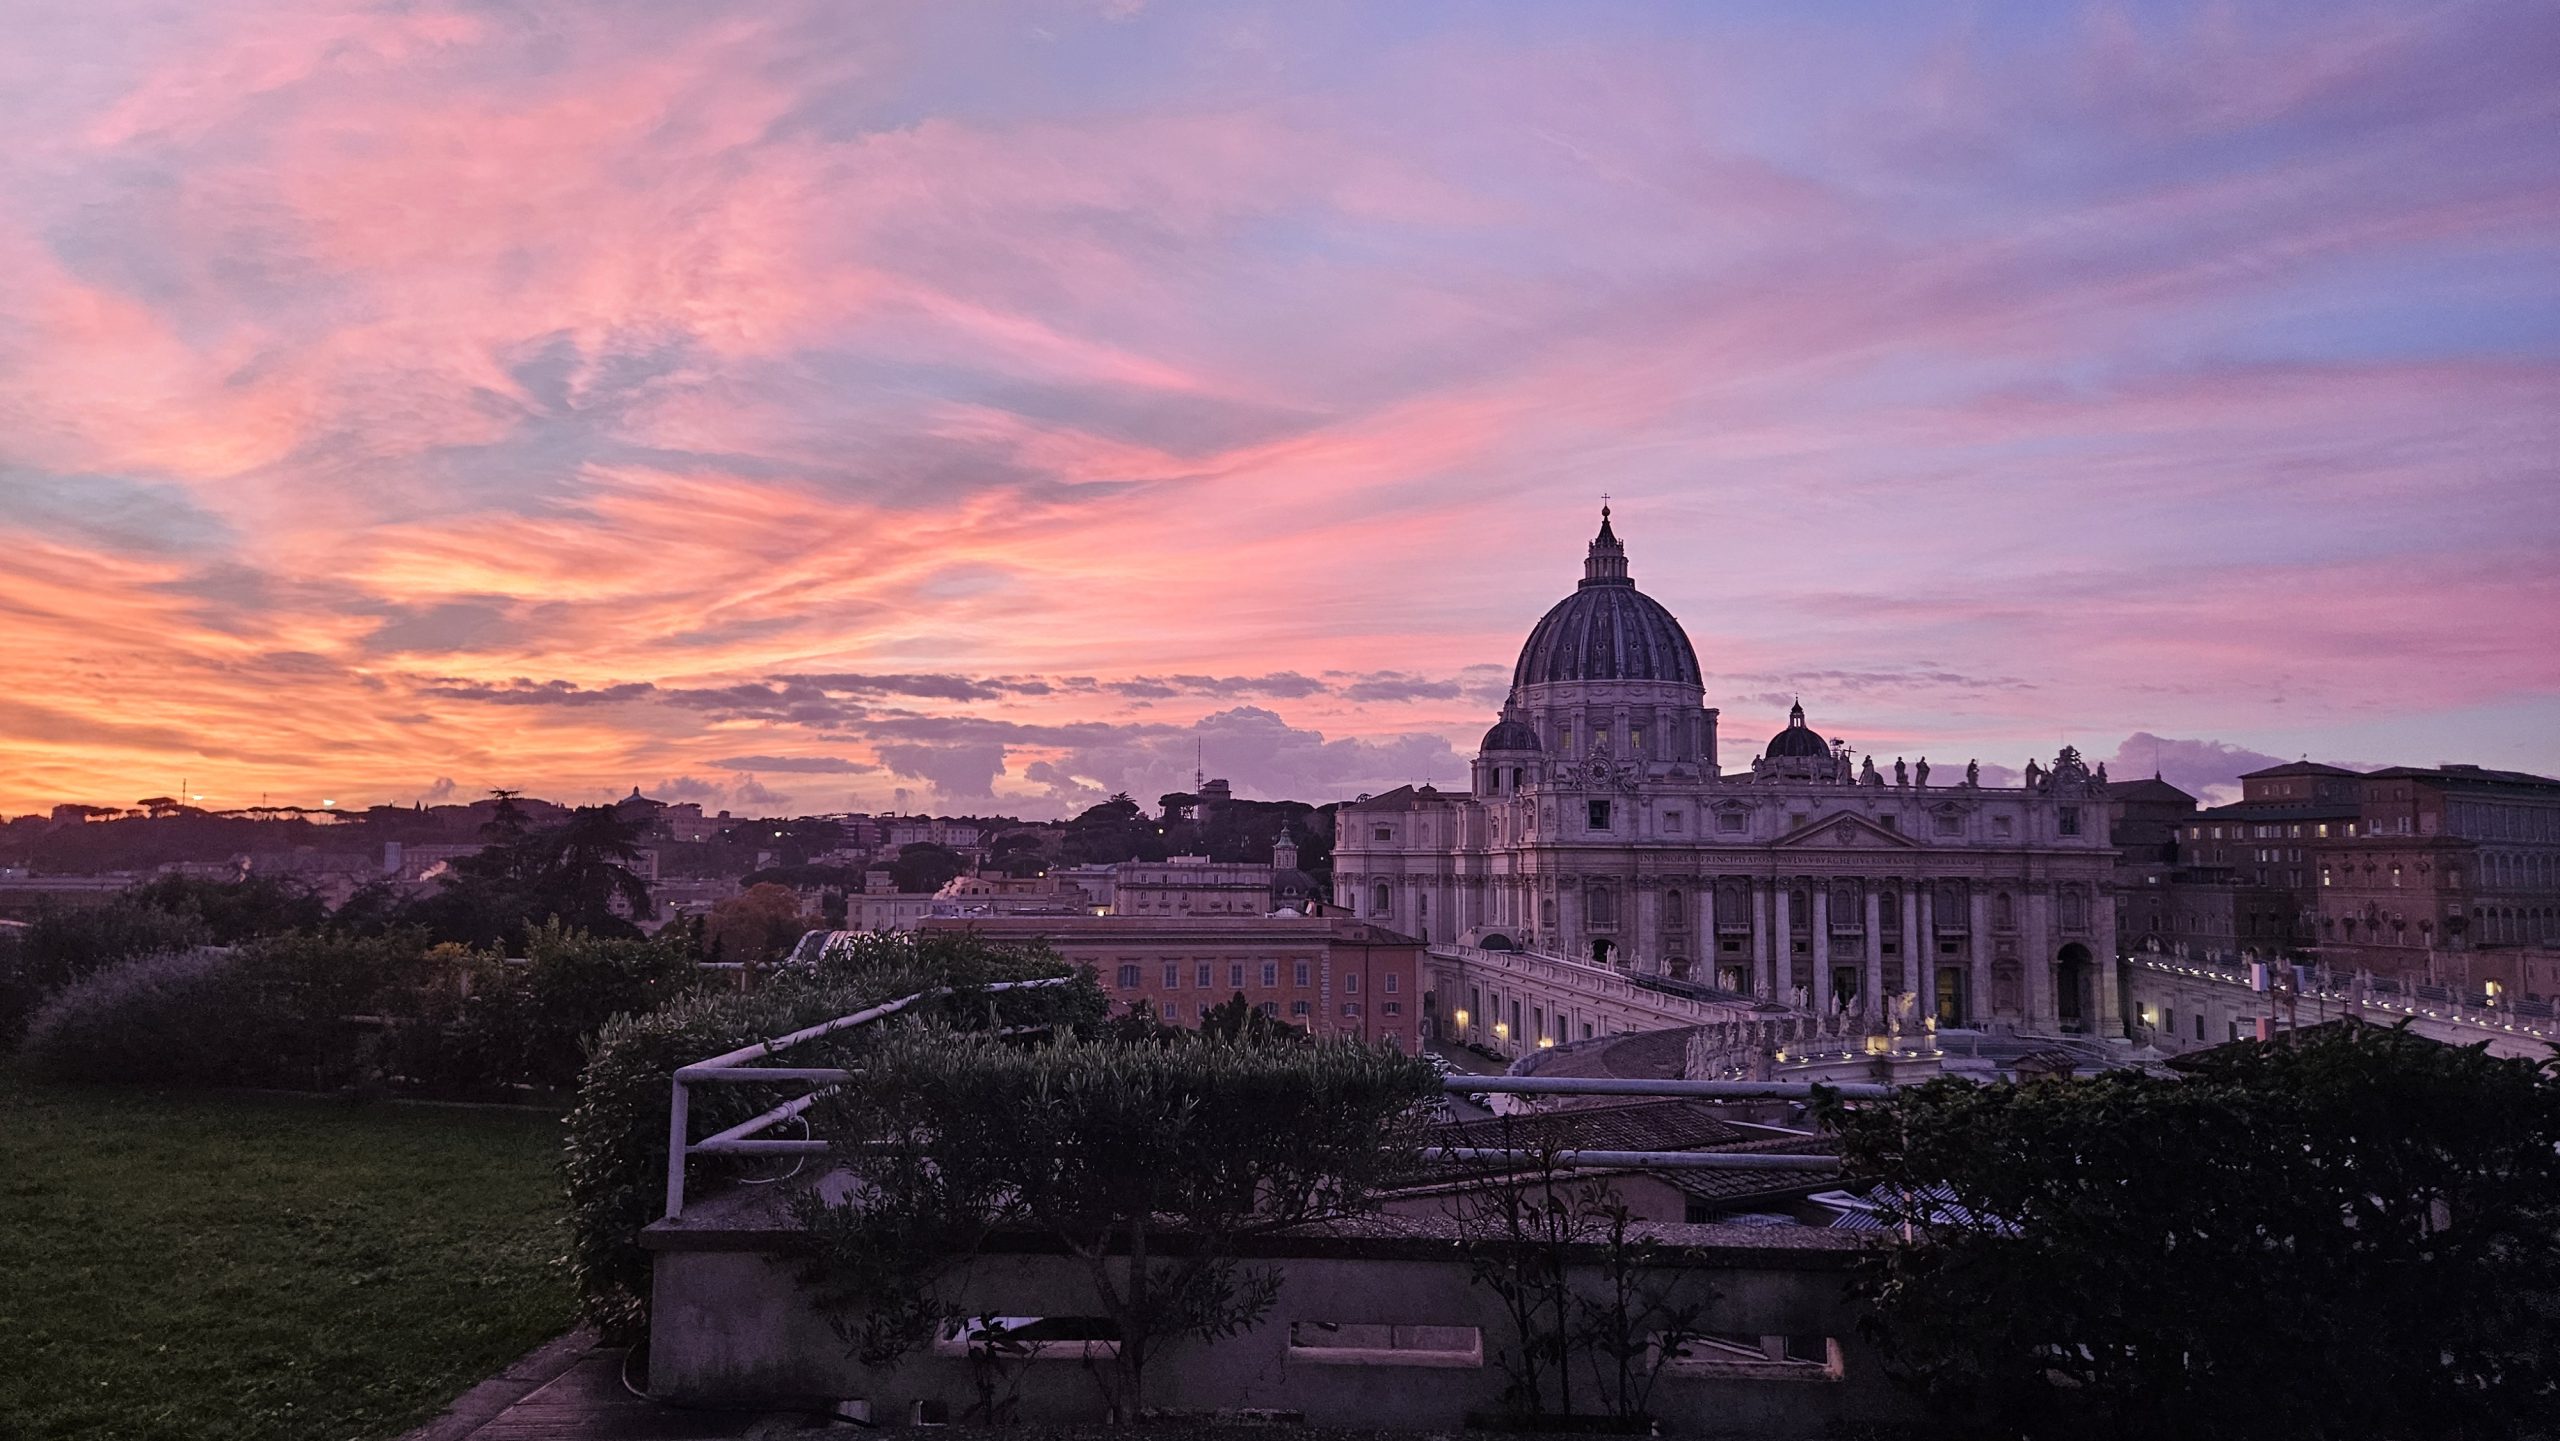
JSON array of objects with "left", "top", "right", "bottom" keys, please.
[
  {"left": 481, "top": 788, "right": 531, "bottom": 843},
  {"left": 126, "top": 873, "right": 329, "bottom": 943},
  {"left": 1060, "top": 794, "right": 1167, "bottom": 866},
  {"left": 1814, "top": 1022, "right": 2560, "bottom": 1441},
  {"left": 1445, "top": 1124, "right": 1714, "bottom": 1423},
  {"left": 1198, "top": 990, "right": 1305, "bottom": 1044},
  {"left": 704, "top": 883, "right": 809, "bottom": 965},
  {"left": 525, "top": 805, "right": 653, "bottom": 934},
  {"left": 801, "top": 1029, "right": 1440, "bottom": 1419},
  {"left": 889, "top": 842, "right": 966, "bottom": 894}
]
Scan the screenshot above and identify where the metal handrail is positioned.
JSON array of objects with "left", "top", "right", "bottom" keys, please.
[
  {"left": 663, "top": 977, "right": 1075, "bottom": 1219},
  {"left": 663, "top": 996, "right": 1889, "bottom": 1220}
]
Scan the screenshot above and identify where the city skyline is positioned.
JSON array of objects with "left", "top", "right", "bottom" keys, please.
[{"left": 3, "top": 1, "right": 2556, "bottom": 818}]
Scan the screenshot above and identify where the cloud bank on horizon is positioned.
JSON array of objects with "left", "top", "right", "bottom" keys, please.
[{"left": 1, "top": 0, "right": 2554, "bottom": 818}]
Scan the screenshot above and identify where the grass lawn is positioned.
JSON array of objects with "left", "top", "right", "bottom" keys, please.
[{"left": 0, "top": 1074, "right": 574, "bottom": 1441}]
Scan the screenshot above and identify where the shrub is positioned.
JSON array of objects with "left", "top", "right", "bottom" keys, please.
[
  {"left": 17, "top": 949, "right": 284, "bottom": 1085},
  {"left": 1818, "top": 1023, "right": 2560, "bottom": 1441},
  {"left": 563, "top": 933, "right": 1101, "bottom": 1342},
  {"left": 798, "top": 1028, "right": 1441, "bottom": 1418},
  {"left": 522, "top": 922, "right": 706, "bottom": 1087},
  {"left": 1, "top": 900, "right": 209, "bottom": 1043}
]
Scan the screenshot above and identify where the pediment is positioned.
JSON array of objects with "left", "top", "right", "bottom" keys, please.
[{"left": 1773, "top": 812, "right": 1919, "bottom": 850}]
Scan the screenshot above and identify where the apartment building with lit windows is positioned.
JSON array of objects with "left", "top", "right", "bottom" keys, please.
[{"left": 912, "top": 912, "right": 1424, "bottom": 1047}]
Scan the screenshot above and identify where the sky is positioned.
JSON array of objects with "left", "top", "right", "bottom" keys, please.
[{"left": 1, "top": 0, "right": 2555, "bottom": 820}]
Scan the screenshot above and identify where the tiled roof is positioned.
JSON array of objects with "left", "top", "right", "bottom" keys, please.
[{"left": 1436, "top": 1099, "right": 1754, "bottom": 1155}]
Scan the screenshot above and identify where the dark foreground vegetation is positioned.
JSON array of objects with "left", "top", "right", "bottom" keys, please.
[{"left": 1820, "top": 1023, "right": 2560, "bottom": 1441}]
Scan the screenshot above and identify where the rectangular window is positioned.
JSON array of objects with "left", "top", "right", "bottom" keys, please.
[
  {"left": 1588, "top": 799, "right": 1612, "bottom": 830},
  {"left": 1163, "top": 962, "right": 1181, "bottom": 988},
  {"left": 1631, "top": 728, "right": 1646, "bottom": 755},
  {"left": 1230, "top": 962, "right": 1247, "bottom": 989},
  {"left": 1382, "top": 971, "right": 1399, "bottom": 995},
  {"left": 1718, "top": 810, "right": 1746, "bottom": 833},
  {"left": 1116, "top": 964, "right": 1141, "bottom": 989},
  {"left": 1934, "top": 812, "right": 1961, "bottom": 836},
  {"left": 1197, "top": 962, "right": 1212, "bottom": 988},
  {"left": 1382, "top": 1000, "right": 1402, "bottom": 1017},
  {"left": 1664, "top": 810, "right": 1683, "bottom": 833},
  {"left": 1260, "top": 962, "right": 1277, "bottom": 987},
  {"left": 1342, "top": 1002, "right": 1361, "bottom": 1017},
  {"left": 1290, "top": 1000, "right": 1311, "bottom": 1018},
  {"left": 2059, "top": 807, "right": 2081, "bottom": 836},
  {"left": 1294, "top": 960, "right": 1312, "bottom": 987},
  {"left": 1344, "top": 973, "right": 1360, "bottom": 994}
]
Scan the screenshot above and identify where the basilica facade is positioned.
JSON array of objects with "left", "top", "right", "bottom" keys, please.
[{"left": 1334, "top": 510, "right": 2123, "bottom": 1037}]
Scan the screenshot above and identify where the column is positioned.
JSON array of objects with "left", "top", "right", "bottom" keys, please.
[
  {"left": 1900, "top": 879, "right": 1921, "bottom": 1003},
  {"left": 2096, "top": 884, "right": 2125, "bottom": 1037},
  {"left": 1635, "top": 884, "right": 1658, "bottom": 976},
  {"left": 1970, "top": 884, "right": 1994, "bottom": 1029},
  {"left": 1811, "top": 884, "right": 1833, "bottom": 1013},
  {"left": 2025, "top": 886, "right": 2055, "bottom": 1028},
  {"left": 1771, "top": 878, "right": 1793, "bottom": 1003},
  {"left": 1917, "top": 882, "right": 1936, "bottom": 1020},
  {"left": 1864, "top": 883, "right": 1886, "bottom": 1020},
  {"left": 1751, "top": 879, "right": 1773, "bottom": 999}
]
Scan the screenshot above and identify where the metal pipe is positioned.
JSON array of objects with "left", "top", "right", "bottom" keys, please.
[
  {"left": 1432, "top": 1146, "right": 1839, "bottom": 1172},
  {"left": 695, "top": 1087, "right": 838, "bottom": 1151},
  {"left": 680, "top": 1066, "right": 857, "bottom": 1085},
  {"left": 692, "top": 1137, "right": 833, "bottom": 1155},
  {"left": 1448, "top": 1076, "right": 1892, "bottom": 1100},
  {"left": 678, "top": 976, "right": 1076, "bottom": 1076},
  {"left": 664, "top": 1079, "right": 691, "bottom": 1220}
]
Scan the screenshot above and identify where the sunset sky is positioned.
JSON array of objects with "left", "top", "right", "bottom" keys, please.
[{"left": 2, "top": 0, "right": 2554, "bottom": 819}]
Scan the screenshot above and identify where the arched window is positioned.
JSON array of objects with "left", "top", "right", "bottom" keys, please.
[
  {"left": 1372, "top": 883, "right": 1391, "bottom": 916},
  {"left": 1588, "top": 887, "right": 1616, "bottom": 927},
  {"left": 2062, "top": 889, "right": 2087, "bottom": 930},
  {"left": 1879, "top": 889, "right": 1900, "bottom": 928},
  {"left": 1994, "top": 892, "right": 2016, "bottom": 930},
  {"left": 1665, "top": 890, "right": 1685, "bottom": 930}
]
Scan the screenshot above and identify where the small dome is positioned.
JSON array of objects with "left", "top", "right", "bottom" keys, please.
[
  {"left": 1480, "top": 717, "right": 1542, "bottom": 753},
  {"left": 1764, "top": 701, "right": 1829, "bottom": 759}
]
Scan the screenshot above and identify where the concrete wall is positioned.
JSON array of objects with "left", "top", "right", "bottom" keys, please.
[{"left": 648, "top": 1232, "right": 1913, "bottom": 1437}]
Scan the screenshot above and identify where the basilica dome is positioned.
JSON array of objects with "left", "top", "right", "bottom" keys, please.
[
  {"left": 1511, "top": 509, "right": 1703, "bottom": 689},
  {"left": 1480, "top": 716, "right": 1542, "bottom": 752},
  {"left": 1763, "top": 701, "right": 1829, "bottom": 759}
]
